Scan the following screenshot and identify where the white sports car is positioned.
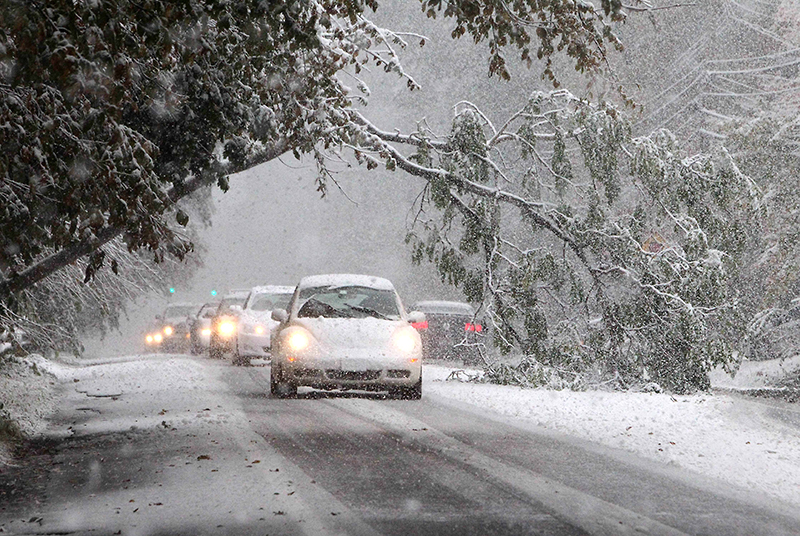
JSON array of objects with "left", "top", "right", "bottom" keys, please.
[{"left": 270, "top": 274, "right": 425, "bottom": 399}]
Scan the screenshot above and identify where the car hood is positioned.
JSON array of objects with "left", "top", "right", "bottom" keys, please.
[
  {"left": 293, "top": 317, "right": 406, "bottom": 350},
  {"left": 241, "top": 310, "right": 273, "bottom": 323},
  {"left": 240, "top": 311, "right": 279, "bottom": 328}
]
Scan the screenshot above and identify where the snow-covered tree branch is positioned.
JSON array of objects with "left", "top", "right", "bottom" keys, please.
[{"left": 340, "top": 91, "right": 762, "bottom": 392}]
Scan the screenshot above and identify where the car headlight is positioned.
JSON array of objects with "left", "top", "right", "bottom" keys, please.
[
  {"left": 218, "top": 321, "right": 236, "bottom": 338},
  {"left": 146, "top": 335, "right": 153, "bottom": 343},
  {"left": 153, "top": 333, "right": 163, "bottom": 343},
  {"left": 393, "top": 327, "right": 418, "bottom": 353},
  {"left": 163, "top": 325, "right": 173, "bottom": 336},
  {"left": 201, "top": 328, "right": 211, "bottom": 336},
  {"left": 287, "top": 330, "right": 311, "bottom": 352},
  {"left": 254, "top": 325, "right": 265, "bottom": 335}
]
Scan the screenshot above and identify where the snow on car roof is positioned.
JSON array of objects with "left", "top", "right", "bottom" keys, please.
[
  {"left": 224, "top": 289, "right": 252, "bottom": 298},
  {"left": 298, "top": 274, "right": 396, "bottom": 291},
  {"left": 249, "top": 285, "right": 296, "bottom": 295},
  {"left": 413, "top": 300, "right": 475, "bottom": 314}
]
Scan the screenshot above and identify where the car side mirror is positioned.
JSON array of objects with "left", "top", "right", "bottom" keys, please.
[
  {"left": 407, "top": 311, "right": 426, "bottom": 324},
  {"left": 271, "top": 309, "right": 288, "bottom": 322}
]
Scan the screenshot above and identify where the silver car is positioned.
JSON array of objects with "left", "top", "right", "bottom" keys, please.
[{"left": 236, "top": 285, "right": 295, "bottom": 360}]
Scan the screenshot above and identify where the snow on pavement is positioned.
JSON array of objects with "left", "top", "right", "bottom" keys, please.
[
  {"left": 4, "top": 352, "right": 800, "bottom": 529},
  {"left": 1, "top": 354, "right": 379, "bottom": 536},
  {"left": 425, "top": 363, "right": 800, "bottom": 509}
]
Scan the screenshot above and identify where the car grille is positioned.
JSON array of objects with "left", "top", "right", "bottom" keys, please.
[
  {"left": 325, "top": 370, "right": 381, "bottom": 381},
  {"left": 386, "top": 369, "right": 410, "bottom": 378}
]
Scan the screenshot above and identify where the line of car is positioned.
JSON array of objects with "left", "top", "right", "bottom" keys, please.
[{"left": 143, "top": 274, "right": 485, "bottom": 399}]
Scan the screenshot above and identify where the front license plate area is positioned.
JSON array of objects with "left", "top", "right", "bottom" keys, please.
[{"left": 340, "top": 358, "right": 369, "bottom": 371}]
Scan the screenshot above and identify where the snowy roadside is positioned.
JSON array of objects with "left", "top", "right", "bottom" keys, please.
[
  {"left": 0, "top": 354, "right": 66, "bottom": 465},
  {"left": 710, "top": 354, "right": 800, "bottom": 391},
  {"left": 425, "top": 359, "right": 800, "bottom": 509}
]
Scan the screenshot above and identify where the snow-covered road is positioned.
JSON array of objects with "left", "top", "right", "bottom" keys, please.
[{"left": 1, "top": 354, "right": 799, "bottom": 535}]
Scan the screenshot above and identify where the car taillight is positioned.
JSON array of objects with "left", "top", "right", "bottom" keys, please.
[
  {"left": 411, "top": 321, "right": 428, "bottom": 330},
  {"left": 465, "top": 323, "right": 482, "bottom": 332}
]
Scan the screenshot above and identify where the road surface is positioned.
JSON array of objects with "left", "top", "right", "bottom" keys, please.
[{"left": 1, "top": 354, "right": 799, "bottom": 535}]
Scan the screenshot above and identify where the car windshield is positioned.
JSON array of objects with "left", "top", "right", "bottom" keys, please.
[
  {"left": 219, "top": 296, "right": 246, "bottom": 310},
  {"left": 199, "top": 305, "right": 217, "bottom": 318},
  {"left": 163, "top": 305, "right": 196, "bottom": 318},
  {"left": 296, "top": 285, "right": 400, "bottom": 320},
  {"left": 247, "top": 292, "right": 293, "bottom": 312}
]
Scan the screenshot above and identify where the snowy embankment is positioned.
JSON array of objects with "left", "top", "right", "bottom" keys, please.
[
  {"left": 426, "top": 356, "right": 800, "bottom": 509},
  {"left": 0, "top": 355, "right": 61, "bottom": 464}
]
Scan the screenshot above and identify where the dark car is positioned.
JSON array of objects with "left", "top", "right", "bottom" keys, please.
[
  {"left": 188, "top": 302, "right": 220, "bottom": 355},
  {"left": 154, "top": 303, "right": 199, "bottom": 353},
  {"left": 208, "top": 290, "right": 250, "bottom": 359},
  {"left": 411, "top": 300, "right": 484, "bottom": 364}
]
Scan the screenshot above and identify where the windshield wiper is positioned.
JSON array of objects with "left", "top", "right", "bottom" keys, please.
[
  {"left": 345, "top": 304, "right": 390, "bottom": 320},
  {"left": 300, "top": 298, "right": 356, "bottom": 319}
]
